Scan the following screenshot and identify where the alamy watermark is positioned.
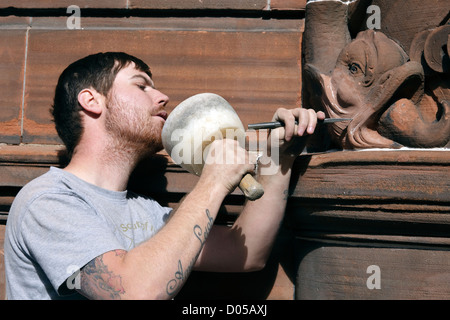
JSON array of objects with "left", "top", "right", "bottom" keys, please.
[
  {"left": 366, "top": 265, "right": 381, "bottom": 290},
  {"left": 66, "top": 265, "right": 81, "bottom": 290},
  {"left": 167, "top": 128, "right": 281, "bottom": 176},
  {"left": 366, "top": 5, "right": 381, "bottom": 30},
  {"left": 67, "top": 5, "right": 82, "bottom": 30}
]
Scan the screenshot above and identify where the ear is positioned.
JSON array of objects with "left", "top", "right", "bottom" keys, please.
[{"left": 77, "top": 88, "right": 104, "bottom": 117}]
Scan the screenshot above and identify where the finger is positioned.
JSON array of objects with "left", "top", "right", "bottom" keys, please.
[
  {"left": 317, "top": 111, "right": 326, "bottom": 120},
  {"left": 231, "top": 141, "right": 255, "bottom": 173},
  {"left": 247, "top": 150, "right": 259, "bottom": 166},
  {"left": 247, "top": 150, "right": 260, "bottom": 174},
  {"left": 274, "top": 108, "right": 296, "bottom": 142},
  {"left": 296, "top": 108, "right": 310, "bottom": 137},
  {"left": 306, "top": 109, "right": 318, "bottom": 135}
]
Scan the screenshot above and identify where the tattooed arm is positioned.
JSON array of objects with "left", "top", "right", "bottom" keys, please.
[
  {"left": 194, "top": 108, "right": 325, "bottom": 272},
  {"left": 75, "top": 139, "right": 254, "bottom": 300},
  {"left": 78, "top": 250, "right": 127, "bottom": 299}
]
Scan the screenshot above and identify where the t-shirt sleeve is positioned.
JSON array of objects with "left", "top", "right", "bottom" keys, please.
[{"left": 19, "top": 191, "right": 126, "bottom": 294}]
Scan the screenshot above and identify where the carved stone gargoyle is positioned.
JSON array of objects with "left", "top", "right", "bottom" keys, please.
[{"left": 302, "top": 0, "right": 450, "bottom": 149}]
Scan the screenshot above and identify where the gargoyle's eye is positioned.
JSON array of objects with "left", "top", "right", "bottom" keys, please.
[{"left": 349, "top": 63, "right": 362, "bottom": 74}]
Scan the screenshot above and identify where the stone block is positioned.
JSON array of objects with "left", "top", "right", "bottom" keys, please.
[
  {"left": 0, "top": 29, "right": 27, "bottom": 144},
  {"left": 271, "top": 0, "right": 306, "bottom": 10},
  {"left": 128, "top": 0, "right": 267, "bottom": 10},
  {"left": 0, "top": 1, "right": 127, "bottom": 9}
]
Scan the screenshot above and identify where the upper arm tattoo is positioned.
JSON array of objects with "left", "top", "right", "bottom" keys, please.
[{"left": 78, "top": 249, "right": 126, "bottom": 300}]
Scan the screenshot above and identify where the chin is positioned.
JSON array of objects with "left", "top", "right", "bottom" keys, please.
[{"left": 140, "top": 139, "right": 163, "bottom": 158}]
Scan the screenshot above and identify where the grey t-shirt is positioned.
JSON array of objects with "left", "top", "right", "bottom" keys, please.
[{"left": 4, "top": 167, "right": 171, "bottom": 300}]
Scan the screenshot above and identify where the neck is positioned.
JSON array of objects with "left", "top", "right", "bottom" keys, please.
[{"left": 64, "top": 137, "right": 143, "bottom": 192}]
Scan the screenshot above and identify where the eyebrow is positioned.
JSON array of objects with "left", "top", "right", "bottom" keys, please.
[{"left": 130, "top": 74, "right": 155, "bottom": 88}]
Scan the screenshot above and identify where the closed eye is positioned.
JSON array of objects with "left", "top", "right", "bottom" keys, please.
[
  {"left": 130, "top": 74, "right": 155, "bottom": 91},
  {"left": 137, "top": 84, "right": 147, "bottom": 91}
]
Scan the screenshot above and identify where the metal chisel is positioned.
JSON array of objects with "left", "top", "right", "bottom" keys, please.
[{"left": 248, "top": 118, "right": 352, "bottom": 130}]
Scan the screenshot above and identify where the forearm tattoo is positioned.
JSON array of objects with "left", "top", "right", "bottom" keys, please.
[{"left": 166, "top": 209, "right": 214, "bottom": 297}]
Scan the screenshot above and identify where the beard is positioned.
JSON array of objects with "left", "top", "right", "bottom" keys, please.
[{"left": 104, "top": 93, "right": 164, "bottom": 159}]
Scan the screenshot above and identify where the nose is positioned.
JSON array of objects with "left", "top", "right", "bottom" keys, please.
[{"left": 152, "top": 89, "right": 169, "bottom": 108}]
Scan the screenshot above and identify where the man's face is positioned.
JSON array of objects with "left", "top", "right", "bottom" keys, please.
[{"left": 104, "top": 63, "right": 169, "bottom": 156}]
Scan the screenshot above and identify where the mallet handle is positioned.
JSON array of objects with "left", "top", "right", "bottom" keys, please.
[{"left": 239, "top": 173, "right": 264, "bottom": 200}]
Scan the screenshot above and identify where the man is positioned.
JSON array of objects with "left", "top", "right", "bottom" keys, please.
[{"left": 5, "top": 52, "right": 324, "bottom": 299}]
